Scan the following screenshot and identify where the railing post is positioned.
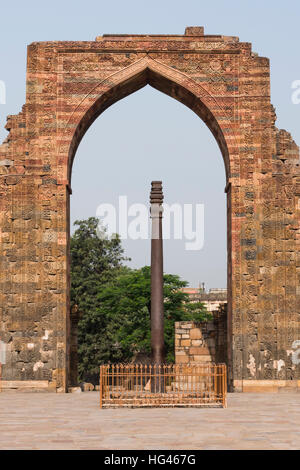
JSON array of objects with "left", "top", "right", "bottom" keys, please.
[
  {"left": 99, "top": 365, "right": 103, "bottom": 409},
  {"left": 223, "top": 364, "right": 227, "bottom": 408}
]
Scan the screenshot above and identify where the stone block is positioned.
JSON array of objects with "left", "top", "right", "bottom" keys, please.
[
  {"left": 82, "top": 382, "right": 94, "bottom": 392},
  {"left": 190, "top": 347, "right": 210, "bottom": 355},
  {"left": 68, "top": 387, "right": 81, "bottom": 393},
  {"left": 193, "top": 355, "right": 212, "bottom": 363},
  {"left": 190, "top": 329, "right": 202, "bottom": 340},
  {"left": 175, "top": 354, "right": 189, "bottom": 364}
]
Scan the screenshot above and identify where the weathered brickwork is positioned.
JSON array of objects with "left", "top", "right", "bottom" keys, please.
[
  {"left": 0, "top": 27, "right": 299, "bottom": 391},
  {"left": 175, "top": 315, "right": 227, "bottom": 365}
]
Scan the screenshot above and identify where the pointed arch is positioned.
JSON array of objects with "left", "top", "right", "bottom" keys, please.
[{"left": 64, "top": 56, "right": 236, "bottom": 183}]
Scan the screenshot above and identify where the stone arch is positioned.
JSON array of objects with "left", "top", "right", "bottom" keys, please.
[
  {"left": 64, "top": 55, "right": 234, "bottom": 387},
  {"left": 0, "top": 29, "right": 299, "bottom": 392},
  {"left": 63, "top": 56, "right": 235, "bottom": 184}
]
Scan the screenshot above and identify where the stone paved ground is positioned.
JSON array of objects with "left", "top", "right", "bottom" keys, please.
[{"left": 0, "top": 392, "right": 299, "bottom": 450}]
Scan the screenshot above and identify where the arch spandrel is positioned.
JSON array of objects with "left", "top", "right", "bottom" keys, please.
[{"left": 60, "top": 56, "right": 235, "bottom": 184}]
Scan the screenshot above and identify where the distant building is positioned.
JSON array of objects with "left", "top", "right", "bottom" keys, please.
[
  {"left": 181, "top": 284, "right": 227, "bottom": 314},
  {"left": 176, "top": 284, "right": 228, "bottom": 367}
]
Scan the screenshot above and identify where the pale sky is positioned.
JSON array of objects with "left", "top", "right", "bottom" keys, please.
[{"left": 0, "top": 1, "right": 299, "bottom": 289}]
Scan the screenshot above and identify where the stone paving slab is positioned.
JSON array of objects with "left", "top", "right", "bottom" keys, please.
[{"left": 0, "top": 392, "right": 299, "bottom": 449}]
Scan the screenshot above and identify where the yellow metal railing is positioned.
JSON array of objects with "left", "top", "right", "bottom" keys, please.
[{"left": 100, "top": 363, "right": 227, "bottom": 408}]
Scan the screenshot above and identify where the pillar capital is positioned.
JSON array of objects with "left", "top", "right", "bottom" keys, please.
[{"left": 150, "top": 181, "right": 163, "bottom": 204}]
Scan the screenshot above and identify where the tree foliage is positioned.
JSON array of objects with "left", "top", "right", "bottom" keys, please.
[
  {"left": 70, "top": 217, "right": 210, "bottom": 383},
  {"left": 70, "top": 217, "right": 128, "bottom": 314}
]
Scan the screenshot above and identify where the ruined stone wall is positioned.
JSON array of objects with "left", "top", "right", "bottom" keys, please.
[
  {"left": 0, "top": 27, "right": 299, "bottom": 391},
  {"left": 175, "top": 314, "right": 227, "bottom": 365}
]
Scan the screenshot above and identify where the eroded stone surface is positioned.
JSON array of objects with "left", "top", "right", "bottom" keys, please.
[{"left": 175, "top": 318, "right": 227, "bottom": 365}]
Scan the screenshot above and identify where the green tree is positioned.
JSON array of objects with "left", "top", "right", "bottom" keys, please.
[
  {"left": 70, "top": 217, "right": 128, "bottom": 382},
  {"left": 70, "top": 218, "right": 211, "bottom": 383},
  {"left": 70, "top": 217, "right": 128, "bottom": 313},
  {"left": 84, "top": 266, "right": 210, "bottom": 375}
]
